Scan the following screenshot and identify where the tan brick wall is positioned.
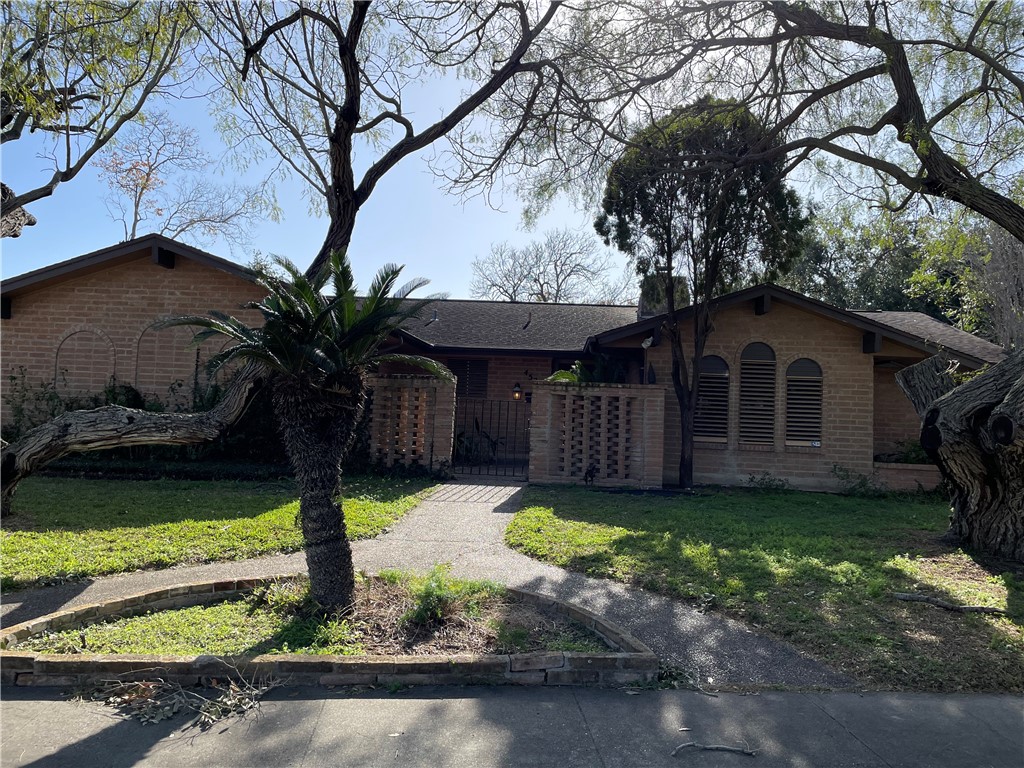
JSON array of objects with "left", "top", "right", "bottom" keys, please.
[
  {"left": 873, "top": 462, "right": 942, "bottom": 492},
  {"left": 438, "top": 353, "right": 552, "bottom": 402},
  {"left": 365, "top": 375, "right": 456, "bottom": 472},
  {"left": 529, "top": 382, "right": 665, "bottom": 488},
  {"left": 873, "top": 366, "right": 925, "bottom": 455},
  {"left": 608, "top": 300, "right": 884, "bottom": 490},
  {"left": 2, "top": 255, "right": 265, "bottom": 424}
]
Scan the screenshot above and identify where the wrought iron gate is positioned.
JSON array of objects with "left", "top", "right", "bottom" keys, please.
[{"left": 452, "top": 398, "right": 529, "bottom": 477}]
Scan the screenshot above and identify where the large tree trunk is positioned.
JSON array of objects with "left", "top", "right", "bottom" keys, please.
[
  {"left": 896, "top": 351, "right": 1024, "bottom": 562},
  {"left": 272, "top": 376, "right": 365, "bottom": 613},
  {"left": 1, "top": 183, "right": 37, "bottom": 238},
  {"left": 1, "top": 363, "right": 266, "bottom": 515}
]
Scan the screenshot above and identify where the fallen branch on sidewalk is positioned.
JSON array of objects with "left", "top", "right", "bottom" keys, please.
[
  {"left": 78, "top": 667, "right": 279, "bottom": 729},
  {"left": 891, "top": 593, "right": 1008, "bottom": 615},
  {"left": 671, "top": 741, "right": 758, "bottom": 757}
]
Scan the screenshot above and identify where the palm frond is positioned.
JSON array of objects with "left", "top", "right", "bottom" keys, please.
[
  {"left": 173, "top": 250, "right": 437, "bottom": 393},
  {"left": 375, "top": 354, "right": 456, "bottom": 382}
]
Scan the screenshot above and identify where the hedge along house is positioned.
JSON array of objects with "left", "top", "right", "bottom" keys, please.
[{"left": 567, "top": 283, "right": 1005, "bottom": 491}]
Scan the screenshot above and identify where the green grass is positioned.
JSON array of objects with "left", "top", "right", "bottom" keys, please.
[
  {"left": 18, "top": 572, "right": 604, "bottom": 657},
  {"left": 1, "top": 475, "right": 436, "bottom": 590},
  {"left": 505, "top": 485, "right": 1024, "bottom": 692}
]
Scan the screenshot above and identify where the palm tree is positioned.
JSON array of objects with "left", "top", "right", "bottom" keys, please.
[{"left": 163, "top": 252, "right": 450, "bottom": 612}]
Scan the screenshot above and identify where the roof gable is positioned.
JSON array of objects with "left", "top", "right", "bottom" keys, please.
[
  {"left": 1, "top": 234, "right": 255, "bottom": 298},
  {"left": 591, "top": 283, "right": 1004, "bottom": 367}
]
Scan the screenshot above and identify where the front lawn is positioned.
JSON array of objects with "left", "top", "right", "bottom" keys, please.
[
  {"left": 505, "top": 485, "right": 1024, "bottom": 692},
  {"left": 1, "top": 475, "right": 436, "bottom": 590}
]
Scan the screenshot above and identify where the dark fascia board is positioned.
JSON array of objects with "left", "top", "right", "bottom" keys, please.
[
  {"left": 1, "top": 233, "right": 256, "bottom": 297},
  {"left": 590, "top": 283, "right": 989, "bottom": 368},
  {"left": 393, "top": 329, "right": 588, "bottom": 358}
]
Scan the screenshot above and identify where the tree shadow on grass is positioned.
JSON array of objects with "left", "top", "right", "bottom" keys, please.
[
  {"left": 4, "top": 474, "right": 433, "bottom": 534},
  {"left": 528, "top": 487, "right": 1024, "bottom": 691}
]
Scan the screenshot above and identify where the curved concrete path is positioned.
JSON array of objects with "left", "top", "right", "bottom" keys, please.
[{"left": 1, "top": 480, "right": 850, "bottom": 688}]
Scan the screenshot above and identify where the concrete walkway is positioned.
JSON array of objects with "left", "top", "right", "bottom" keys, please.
[{"left": 2, "top": 480, "right": 844, "bottom": 688}]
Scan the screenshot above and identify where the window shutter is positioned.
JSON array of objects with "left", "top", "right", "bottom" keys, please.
[
  {"left": 449, "top": 359, "right": 489, "bottom": 399},
  {"left": 739, "top": 343, "right": 776, "bottom": 445},
  {"left": 694, "top": 356, "right": 729, "bottom": 442},
  {"left": 786, "top": 359, "right": 823, "bottom": 446}
]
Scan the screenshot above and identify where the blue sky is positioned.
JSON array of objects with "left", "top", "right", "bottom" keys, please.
[{"left": 0, "top": 85, "right": 622, "bottom": 300}]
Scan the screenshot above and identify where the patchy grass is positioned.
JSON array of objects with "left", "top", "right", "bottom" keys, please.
[
  {"left": 19, "top": 571, "right": 606, "bottom": 657},
  {"left": 505, "top": 485, "right": 1024, "bottom": 692},
  {"left": 1, "top": 475, "right": 436, "bottom": 590}
]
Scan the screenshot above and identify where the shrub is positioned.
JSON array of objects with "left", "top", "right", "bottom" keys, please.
[
  {"left": 746, "top": 471, "right": 791, "bottom": 491},
  {"left": 2, "top": 367, "right": 287, "bottom": 467},
  {"left": 831, "top": 464, "right": 888, "bottom": 497},
  {"left": 397, "top": 564, "right": 504, "bottom": 627}
]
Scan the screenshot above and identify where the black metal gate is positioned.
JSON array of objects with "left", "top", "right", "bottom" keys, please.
[{"left": 452, "top": 398, "right": 529, "bottom": 477}]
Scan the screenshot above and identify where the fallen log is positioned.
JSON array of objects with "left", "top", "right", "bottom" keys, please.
[
  {"left": 1, "top": 364, "right": 265, "bottom": 514},
  {"left": 891, "top": 593, "right": 1008, "bottom": 616}
]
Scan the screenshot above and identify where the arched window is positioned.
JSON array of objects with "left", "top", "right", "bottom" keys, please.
[
  {"left": 786, "top": 358, "right": 823, "bottom": 446},
  {"left": 55, "top": 329, "right": 115, "bottom": 394},
  {"left": 739, "top": 342, "right": 776, "bottom": 445},
  {"left": 135, "top": 322, "right": 200, "bottom": 399},
  {"left": 694, "top": 355, "right": 729, "bottom": 442}
]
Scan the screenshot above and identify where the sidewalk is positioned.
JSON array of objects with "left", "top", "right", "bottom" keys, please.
[{"left": 2, "top": 685, "right": 1022, "bottom": 767}]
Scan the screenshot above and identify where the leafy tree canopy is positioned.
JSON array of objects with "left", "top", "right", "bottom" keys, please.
[
  {"left": 596, "top": 97, "right": 806, "bottom": 301},
  {"left": 1, "top": 0, "right": 194, "bottom": 221}
]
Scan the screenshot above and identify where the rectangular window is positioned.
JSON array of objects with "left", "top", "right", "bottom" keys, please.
[{"left": 448, "top": 359, "right": 488, "bottom": 399}]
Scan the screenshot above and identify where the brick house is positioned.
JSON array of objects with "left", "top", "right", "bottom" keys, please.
[
  {"left": 577, "top": 284, "right": 1004, "bottom": 490},
  {"left": 1, "top": 235, "right": 266, "bottom": 425},
  {"left": 1, "top": 235, "right": 1004, "bottom": 489}
]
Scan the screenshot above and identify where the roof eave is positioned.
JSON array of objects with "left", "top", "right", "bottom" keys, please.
[
  {"left": 1, "top": 234, "right": 256, "bottom": 297},
  {"left": 591, "top": 283, "right": 992, "bottom": 368}
]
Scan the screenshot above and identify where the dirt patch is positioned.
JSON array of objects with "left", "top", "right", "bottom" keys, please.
[
  {"left": 339, "top": 579, "right": 606, "bottom": 656},
  {"left": 18, "top": 575, "right": 609, "bottom": 658}
]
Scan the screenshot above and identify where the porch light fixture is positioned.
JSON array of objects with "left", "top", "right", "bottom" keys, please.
[{"left": 512, "top": 383, "right": 522, "bottom": 400}]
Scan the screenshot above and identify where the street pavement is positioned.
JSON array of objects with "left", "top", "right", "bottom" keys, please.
[{"left": 2, "top": 686, "right": 1021, "bottom": 767}]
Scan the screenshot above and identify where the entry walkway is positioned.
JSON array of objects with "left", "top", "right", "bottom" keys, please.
[{"left": 4, "top": 480, "right": 844, "bottom": 687}]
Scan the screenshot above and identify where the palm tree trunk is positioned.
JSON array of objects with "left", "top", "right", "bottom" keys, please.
[{"left": 272, "top": 377, "right": 364, "bottom": 612}]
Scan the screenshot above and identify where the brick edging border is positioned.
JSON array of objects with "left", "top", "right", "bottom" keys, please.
[{"left": 0, "top": 575, "right": 658, "bottom": 688}]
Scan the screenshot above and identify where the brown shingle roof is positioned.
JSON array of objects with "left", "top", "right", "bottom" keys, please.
[
  {"left": 398, "top": 299, "right": 638, "bottom": 353},
  {"left": 851, "top": 310, "right": 1005, "bottom": 365}
]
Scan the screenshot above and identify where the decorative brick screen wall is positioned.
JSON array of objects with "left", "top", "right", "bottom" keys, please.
[
  {"left": 366, "top": 375, "right": 456, "bottom": 472},
  {"left": 529, "top": 382, "right": 665, "bottom": 488}
]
